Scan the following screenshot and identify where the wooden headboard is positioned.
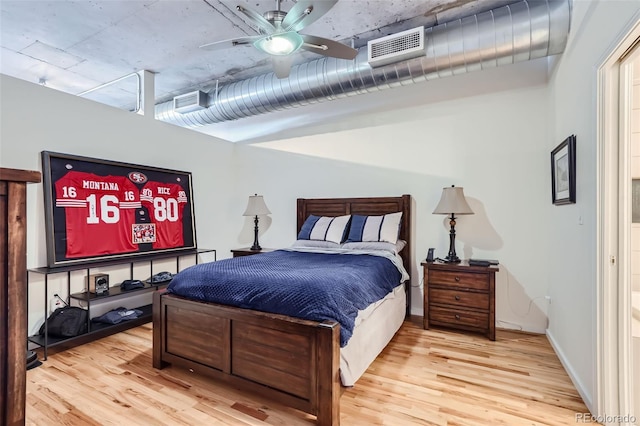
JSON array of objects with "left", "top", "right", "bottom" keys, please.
[{"left": 297, "top": 195, "right": 412, "bottom": 315}]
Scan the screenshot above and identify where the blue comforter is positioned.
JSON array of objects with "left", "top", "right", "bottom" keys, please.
[{"left": 166, "top": 250, "right": 402, "bottom": 346}]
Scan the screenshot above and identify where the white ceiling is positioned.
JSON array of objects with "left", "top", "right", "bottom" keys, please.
[{"left": 1, "top": 0, "right": 545, "bottom": 142}]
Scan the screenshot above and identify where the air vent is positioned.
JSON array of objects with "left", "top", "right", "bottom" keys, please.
[
  {"left": 173, "top": 90, "right": 207, "bottom": 114},
  {"left": 367, "top": 26, "right": 425, "bottom": 68}
]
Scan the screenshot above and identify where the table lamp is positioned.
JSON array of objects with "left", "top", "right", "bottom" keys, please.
[
  {"left": 432, "top": 185, "right": 474, "bottom": 263},
  {"left": 243, "top": 194, "right": 271, "bottom": 251}
]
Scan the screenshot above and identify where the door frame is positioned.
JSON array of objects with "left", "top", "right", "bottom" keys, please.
[{"left": 597, "top": 17, "right": 640, "bottom": 422}]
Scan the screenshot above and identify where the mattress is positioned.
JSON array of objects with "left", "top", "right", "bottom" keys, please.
[{"left": 340, "top": 284, "right": 406, "bottom": 386}]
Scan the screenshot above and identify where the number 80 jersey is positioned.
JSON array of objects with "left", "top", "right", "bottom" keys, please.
[
  {"left": 140, "top": 181, "right": 188, "bottom": 249},
  {"left": 55, "top": 171, "right": 142, "bottom": 258}
]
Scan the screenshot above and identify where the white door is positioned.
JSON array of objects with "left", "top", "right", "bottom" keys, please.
[{"left": 597, "top": 24, "right": 640, "bottom": 424}]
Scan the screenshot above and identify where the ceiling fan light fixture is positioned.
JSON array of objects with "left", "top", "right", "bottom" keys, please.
[{"left": 254, "top": 31, "right": 304, "bottom": 56}]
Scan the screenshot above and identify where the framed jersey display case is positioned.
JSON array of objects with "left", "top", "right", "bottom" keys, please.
[{"left": 42, "top": 151, "right": 197, "bottom": 267}]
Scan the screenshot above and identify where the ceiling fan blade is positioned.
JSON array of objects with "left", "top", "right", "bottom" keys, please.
[
  {"left": 301, "top": 34, "right": 357, "bottom": 60},
  {"left": 272, "top": 56, "right": 293, "bottom": 79},
  {"left": 281, "top": 0, "right": 338, "bottom": 32},
  {"left": 236, "top": 5, "right": 276, "bottom": 35},
  {"left": 199, "top": 36, "right": 260, "bottom": 51}
]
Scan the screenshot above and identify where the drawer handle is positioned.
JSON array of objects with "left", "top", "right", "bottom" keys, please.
[
  {"left": 455, "top": 314, "right": 461, "bottom": 320},
  {"left": 454, "top": 295, "right": 460, "bottom": 301},
  {"left": 454, "top": 276, "right": 460, "bottom": 282}
]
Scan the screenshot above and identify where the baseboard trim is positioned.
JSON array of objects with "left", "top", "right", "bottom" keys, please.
[{"left": 546, "top": 329, "right": 595, "bottom": 414}]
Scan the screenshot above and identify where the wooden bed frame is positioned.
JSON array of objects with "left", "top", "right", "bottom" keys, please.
[{"left": 153, "top": 195, "right": 412, "bottom": 425}]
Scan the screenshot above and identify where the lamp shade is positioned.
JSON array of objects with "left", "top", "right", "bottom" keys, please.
[
  {"left": 432, "top": 186, "right": 474, "bottom": 215},
  {"left": 243, "top": 194, "right": 271, "bottom": 216}
]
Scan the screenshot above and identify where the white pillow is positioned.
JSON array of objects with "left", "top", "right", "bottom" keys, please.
[
  {"left": 341, "top": 239, "right": 406, "bottom": 254},
  {"left": 290, "top": 239, "right": 340, "bottom": 249},
  {"left": 346, "top": 212, "right": 402, "bottom": 244},
  {"left": 297, "top": 214, "right": 351, "bottom": 244}
]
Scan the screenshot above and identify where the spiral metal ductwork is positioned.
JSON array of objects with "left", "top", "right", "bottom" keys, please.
[{"left": 156, "top": 0, "right": 571, "bottom": 127}]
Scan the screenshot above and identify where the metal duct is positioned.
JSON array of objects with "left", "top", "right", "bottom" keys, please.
[{"left": 156, "top": 0, "right": 571, "bottom": 127}]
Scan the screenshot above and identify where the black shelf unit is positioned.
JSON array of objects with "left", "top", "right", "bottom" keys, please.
[
  {"left": 28, "top": 248, "right": 215, "bottom": 359},
  {"left": 69, "top": 280, "right": 163, "bottom": 302}
]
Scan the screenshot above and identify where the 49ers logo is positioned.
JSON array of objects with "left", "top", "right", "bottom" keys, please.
[{"left": 128, "top": 171, "right": 147, "bottom": 184}]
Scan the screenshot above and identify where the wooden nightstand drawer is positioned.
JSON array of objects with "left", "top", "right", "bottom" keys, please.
[
  {"left": 428, "top": 270, "right": 489, "bottom": 291},
  {"left": 429, "top": 306, "right": 488, "bottom": 332},
  {"left": 429, "top": 288, "right": 488, "bottom": 310}
]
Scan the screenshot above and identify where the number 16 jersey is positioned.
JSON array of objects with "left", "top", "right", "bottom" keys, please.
[{"left": 55, "top": 171, "right": 141, "bottom": 258}]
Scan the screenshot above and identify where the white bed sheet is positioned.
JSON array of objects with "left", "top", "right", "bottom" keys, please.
[{"left": 339, "top": 284, "right": 406, "bottom": 386}]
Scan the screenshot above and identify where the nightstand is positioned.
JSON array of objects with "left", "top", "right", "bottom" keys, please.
[
  {"left": 423, "top": 261, "right": 498, "bottom": 341},
  {"left": 231, "top": 247, "right": 276, "bottom": 257}
]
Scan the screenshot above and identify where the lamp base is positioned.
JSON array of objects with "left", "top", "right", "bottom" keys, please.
[
  {"left": 444, "top": 213, "right": 461, "bottom": 263},
  {"left": 250, "top": 215, "right": 261, "bottom": 251}
]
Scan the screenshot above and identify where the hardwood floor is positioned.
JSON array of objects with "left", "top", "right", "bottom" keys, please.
[{"left": 26, "top": 319, "right": 589, "bottom": 425}]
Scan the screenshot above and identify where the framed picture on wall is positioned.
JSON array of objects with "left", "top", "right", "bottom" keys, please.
[
  {"left": 41, "top": 151, "right": 197, "bottom": 267},
  {"left": 551, "top": 135, "right": 576, "bottom": 205}
]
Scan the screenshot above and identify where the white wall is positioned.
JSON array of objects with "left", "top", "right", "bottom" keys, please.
[
  {"left": 233, "top": 82, "right": 552, "bottom": 333},
  {"left": 0, "top": 74, "right": 235, "bottom": 334},
  {"left": 546, "top": 0, "right": 640, "bottom": 413}
]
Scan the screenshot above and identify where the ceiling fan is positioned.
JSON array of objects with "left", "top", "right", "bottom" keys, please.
[{"left": 199, "top": 0, "right": 358, "bottom": 79}]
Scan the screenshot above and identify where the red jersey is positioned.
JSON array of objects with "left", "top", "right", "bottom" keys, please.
[
  {"left": 55, "top": 171, "right": 141, "bottom": 258},
  {"left": 140, "top": 181, "right": 188, "bottom": 249}
]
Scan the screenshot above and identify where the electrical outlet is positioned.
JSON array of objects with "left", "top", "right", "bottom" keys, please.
[{"left": 50, "top": 294, "right": 63, "bottom": 313}]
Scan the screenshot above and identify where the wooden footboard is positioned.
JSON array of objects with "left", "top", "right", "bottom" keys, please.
[{"left": 153, "top": 291, "right": 341, "bottom": 425}]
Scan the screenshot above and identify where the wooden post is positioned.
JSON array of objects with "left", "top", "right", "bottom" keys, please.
[
  {"left": 1, "top": 167, "right": 41, "bottom": 426},
  {"left": 316, "top": 322, "right": 340, "bottom": 426},
  {"left": 152, "top": 290, "right": 166, "bottom": 369}
]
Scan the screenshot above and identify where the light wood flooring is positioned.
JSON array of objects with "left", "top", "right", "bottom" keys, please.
[{"left": 25, "top": 319, "right": 589, "bottom": 425}]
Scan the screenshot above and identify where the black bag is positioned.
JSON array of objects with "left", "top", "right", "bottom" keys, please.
[{"left": 38, "top": 306, "right": 88, "bottom": 337}]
